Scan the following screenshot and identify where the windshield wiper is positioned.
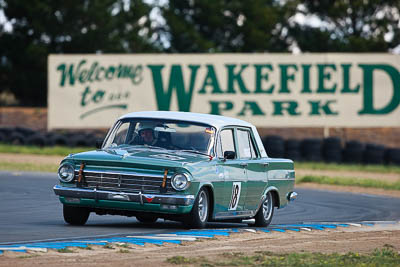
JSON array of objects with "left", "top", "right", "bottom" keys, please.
[{"left": 178, "top": 150, "right": 210, "bottom": 157}]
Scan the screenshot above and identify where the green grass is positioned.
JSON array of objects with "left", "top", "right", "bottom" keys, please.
[
  {"left": 167, "top": 247, "right": 400, "bottom": 266},
  {"left": 297, "top": 175, "right": 400, "bottom": 191},
  {"left": 57, "top": 248, "right": 75, "bottom": 253},
  {"left": 296, "top": 161, "right": 400, "bottom": 174},
  {"left": 0, "top": 144, "right": 95, "bottom": 156},
  {"left": 0, "top": 162, "right": 58, "bottom": 173}
]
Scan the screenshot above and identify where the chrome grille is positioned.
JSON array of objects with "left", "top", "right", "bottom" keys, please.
[{"left": 76, "top": 170, "right": 173, "bottom": 194}]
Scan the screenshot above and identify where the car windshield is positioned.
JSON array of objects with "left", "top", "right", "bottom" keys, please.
[{"left": 103, "top": 118, "right": 216, "bottom": 155}]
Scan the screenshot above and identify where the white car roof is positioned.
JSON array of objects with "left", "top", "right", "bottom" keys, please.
[
  {"left": 119, "top": 111, "right": 268, "bottom": 157},
  {"left": 120, "top": 111, "right": 253, "bottom": 129}
]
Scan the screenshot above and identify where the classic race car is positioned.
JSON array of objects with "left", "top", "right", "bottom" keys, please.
[{"left": 54, "top": 111, "right": 297, "bottom": 228}]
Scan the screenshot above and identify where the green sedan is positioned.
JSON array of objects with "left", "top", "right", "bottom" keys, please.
[{"left": 54, "top": 111, "right": 297, "bottom": 228}]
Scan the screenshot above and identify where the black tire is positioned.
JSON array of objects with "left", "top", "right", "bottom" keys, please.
[
  {"left": 51, "top": 134, "right": 69, "bottom": 146},
  {"left": 7, "top": 132, "right": 26, "bottom": 145},
  {"left": 135, "top": 214, "right": 158, "bottom": 224},
  {"left": 385, "top": 148, "right": 400, "bottom": 165},
  {"left": 343, "top": 140, "right": 364, "bottom": 163},
  {"left": 285, "top": 139, "right": 301, "bottom": 161},
  {"left": 70, "top": 134, "right": 90, "bottom": 147},
  {"left": 184, "top": 188, "right": 209, "bottom": 229},
  {"left": 364, "top": 143, "right": 385, "bottom": 164},
  {"left": 26, "top": 133, "right": 46, "bottom": 147},
  {"left": 322, "top": 137, "right": 342, "bottom": 163},
  {"left": 263, "top": 136, "right": 285, "bottom": 158},
  {"left": 301, "top": 138, "right": 322, "bottom": 162},
  {"left": 15, "top": 127, "right": 36, "bottom": 137},
  {"left": 254, "top": 191, "right": 274, "bottom": 227},
  {"left": 63, "top": 205, "right": 90, "bottom": 226},
  {"left": 0, "top": 132, "right": 6, "bottom": 143}
]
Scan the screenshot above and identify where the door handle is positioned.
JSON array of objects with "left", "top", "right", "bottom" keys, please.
[
  {"left": 262, "top": 162, "right": 269, "bottom": 167},
  {"left": 239, "top": 163, "right": 248, "bottom": 167}
]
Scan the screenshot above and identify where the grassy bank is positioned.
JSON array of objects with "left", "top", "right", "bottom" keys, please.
[
  {"left": 297, "top": 175, "right": 400, "bottom": 191},
  {"left": 167, "top": 247, "right": 400, "bottom": 266},
  {"left": 0, "top": 144, "right": 94, "bottom": 156},
  {"left": 295, "top": 161, "right": 400, "bottom": 174}
]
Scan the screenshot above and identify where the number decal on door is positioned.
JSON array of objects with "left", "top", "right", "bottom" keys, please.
[{"left": 229, "top": 182, "right": 241, "bottom": 210}]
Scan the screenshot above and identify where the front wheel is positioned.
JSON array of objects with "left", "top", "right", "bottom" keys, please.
[
  {"left": 254, "top": 192, "right": 274, "bottom": 227},
  {"left": 63, "top": 205, "right": 90, "bottom": 226},
  {"left": 184, "top": 188, "right": 209, "bottom": 228}
]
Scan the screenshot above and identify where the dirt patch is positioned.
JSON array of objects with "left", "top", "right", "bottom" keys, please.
[{"left": 1, "top": 224, "right": 399, "bottom": 266}]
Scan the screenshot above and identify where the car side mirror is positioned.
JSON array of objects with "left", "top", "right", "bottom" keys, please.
[
  {"left": 95, "top": 139, "right": 103, "bottom": 149},
  {"left": 224, "top": 151, "right": 236, "bottom": 160}
]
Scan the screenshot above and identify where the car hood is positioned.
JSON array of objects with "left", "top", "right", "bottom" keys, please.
[{"left": 68, "top": 147, "right": 211, "bottom": 170}]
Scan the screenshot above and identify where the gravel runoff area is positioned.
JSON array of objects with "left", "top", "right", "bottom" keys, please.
[{"left": 0, "top": 223, "right": 399, "bottom": 266}]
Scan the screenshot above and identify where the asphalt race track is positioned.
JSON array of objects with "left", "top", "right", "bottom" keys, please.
[{"left": 1, "top": 171, "right": 400, "bottom": 245}]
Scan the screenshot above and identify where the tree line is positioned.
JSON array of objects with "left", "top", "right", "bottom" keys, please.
[{"left": 0, "top": 0, "right": 399, "bottom": 106}]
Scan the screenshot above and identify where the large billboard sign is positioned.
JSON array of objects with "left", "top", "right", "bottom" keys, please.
[{"left": 48, "top": 54, "right": 400, "bottom": 129}]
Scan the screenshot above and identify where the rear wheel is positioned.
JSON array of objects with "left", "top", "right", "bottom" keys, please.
[
  {"left": 63, "top": 205, "right": 90, "bottom": 226},
  {"left": 136, "top": 214, "right": 158, "bottom": 224},
  {"left": 254, "top": 192, "right": 274, "bottom": 227},
  {"left": 184, "top": 188, "right": 209, "bottom": 228}
]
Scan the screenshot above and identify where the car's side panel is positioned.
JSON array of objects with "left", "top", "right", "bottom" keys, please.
[
  {"left": 266, "top": 159, "right": 295, "bottom": 208},
  {"left": 244, "top": 158, "right": 269, "bottom": 211}
]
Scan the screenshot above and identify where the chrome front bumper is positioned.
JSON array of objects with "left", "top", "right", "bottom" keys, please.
[{"left": 53, "top": 185, "right": 195, "bottom": 206}]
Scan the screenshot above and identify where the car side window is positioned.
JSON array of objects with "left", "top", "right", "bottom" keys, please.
[
  {"left": 237, "top": 129, "right": 253, "bottom": 159},
  {"left": 249, "top": 131, "right": 259, "bottom": 158},
  {"left": 218, "top": 129, "right": 236, "bottom": 158}
]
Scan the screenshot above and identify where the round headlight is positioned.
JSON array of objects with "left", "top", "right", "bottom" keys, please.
[
  {"left": 58, "top": 163, "right": 75, "bottom": 182},
  {"left": 171, "top": 173, "right": 191, "bottom": 191}
]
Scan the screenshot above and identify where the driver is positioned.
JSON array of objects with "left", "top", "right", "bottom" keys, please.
[{"left": 136, "top": 122, "right": 157, "bottom": 146}]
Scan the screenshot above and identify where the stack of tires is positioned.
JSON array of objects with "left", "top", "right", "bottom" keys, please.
[
  {"left": 262, "top": 136, "right": 285, "bottom": 158},
  {"left": 0, "top": 127, "right": 101, "bottom": 148},
  {"left": 322, "top": 137, "right": 342, "bottom": 163},
  {"left": 284, "top": 139, "right": 301, "bottom": 161},
  {"left": 342, "top": 140, "right": 364, "bottom": 164},
  {"left": 363, "top": 143, "right": 385, "bottom": 165},
  {"left": 385, "top": 148, "right": 400, "bottom": 165},
  {"left": 300, "top": 138, "right": 323, "bottom": 162}
]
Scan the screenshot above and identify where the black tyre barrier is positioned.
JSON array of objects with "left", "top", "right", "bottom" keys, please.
[
  {"left": 342, "top": 140, "right": 364, "bottom": 164},
  {"left": 385, "top": 148, "right": 400, "bottom": 165},
  {"left": 300, "top": 138, "right": 322, "bottom": 162},
  {"left": 285, "top": 139, "right": 301, "bottom": 161},
  {"left": 0, "top": 127, "right": 14, "bottom": 136},
  {"left": 70, "top": 135, "right": 90, "bottom": 147},
  {"left": 263, "top": 135, "right": 285, "bottom": 158},
  {"left": 50, "top": 134, "right": 69, "bottom": 146},
  {"left": 0, "top": 132, "right": 6, "bottom": 143},
  {"left": 85, "top": 134, "right": 98, "bottom": 147},
  {"left": 363, "top": 143, "right": 385, "bottom": 165},
  {"left": 322, "top": 137, "right": 342, "bottom": 163},
  {"left": 26, "top": 134, "right": 46, "bottom": 147},
  {"left": 7, "top": 132, "right": 26, "bottom": 145},
  {"left": 15, "top": 126, "right": 36, "bottom": 137}
]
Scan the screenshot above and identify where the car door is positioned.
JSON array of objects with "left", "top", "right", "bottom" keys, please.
[
  {"left": 214, "top": 128, "right": 248, "bottom": 218},
  {"left": 236, "top": 128, "right": 269, "bottom": 212}
]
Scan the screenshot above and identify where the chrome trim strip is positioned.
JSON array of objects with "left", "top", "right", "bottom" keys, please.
[
  {"left": 74, "top": 169, "right": 171, "bottom": 179},
  {"left": 54, "top": 185, "right": 195, "bottom": 206}
]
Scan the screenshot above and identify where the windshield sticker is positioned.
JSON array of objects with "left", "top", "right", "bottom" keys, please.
[
  {"left": 150, "top": 154, "right": 185, "bottom": 161},
  {"left": 228, "top": 182, "right": 241, "bottom": 211}
]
